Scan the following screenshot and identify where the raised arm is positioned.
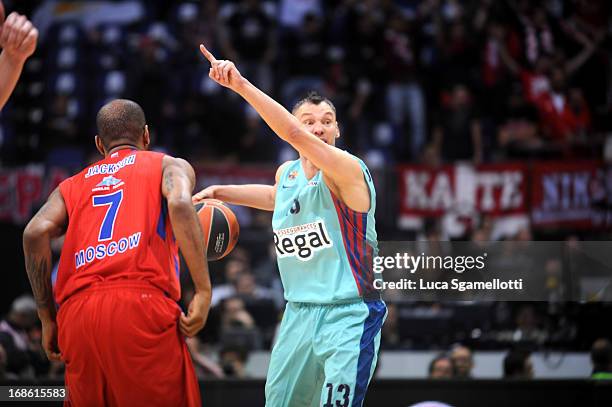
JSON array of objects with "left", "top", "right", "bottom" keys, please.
[
  {"left": 198, "top": 45, "right": 365, "bottom": 199},
  {"left": 497, "top": 39, "right": 521, "bottom": 76},
  {"left": 161, "top": 155, "right": 211, "bottom": 337},
  {"left": 23, "top": 187, "right": 67, "bottom": 360},
  {"left": 0, "top": 11, "right": 38, "bottom": 110},
  {"left": 564, "top": 30, "right": 602, "bottom": 76}
]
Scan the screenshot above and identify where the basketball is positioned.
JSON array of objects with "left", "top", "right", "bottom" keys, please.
[{"left": 195, "top": 199, "right": 239, "bottom": 261}]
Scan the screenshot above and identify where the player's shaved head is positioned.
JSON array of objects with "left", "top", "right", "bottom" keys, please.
[{"left": 96, "top": 99, "right": 146, "bottom": 148}]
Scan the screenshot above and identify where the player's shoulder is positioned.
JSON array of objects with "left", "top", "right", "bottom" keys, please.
[
  {"left": 162, "top": 155, "right": 195, "bottom": 179},
  {"left": 341, "top": 150, "right": 370, "bottom": 172},
  {"left": 275, "top": 160, "right": 295, "bottom": 183},
  {"left": 162, "top": 155, "right": 191, "bottom": 169}
]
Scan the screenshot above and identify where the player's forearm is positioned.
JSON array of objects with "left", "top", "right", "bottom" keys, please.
[
  {"left": 0, "top": 51, "right": 26, "bottom": 110},
  {"left": 167, "top": 198, "right": 211, "bottom": 295},
  {"left": 22, "top": 226, "right": 56, "bottom": 323},
  {"left": 234, "top": 78, "right": 303, "bottom": 144},
  {"left": 212, "top": 184, "right": 275, "bottom": 211}
]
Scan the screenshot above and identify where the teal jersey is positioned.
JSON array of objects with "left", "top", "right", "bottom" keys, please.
[{"left": 272, "top": 156, "right": 380, "bottom": 303}]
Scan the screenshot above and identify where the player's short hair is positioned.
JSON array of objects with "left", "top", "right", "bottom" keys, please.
[
  {"left": 503, "top": 348, "right": 531, "bottom": 378},
  {"left": 96, "top": 99, "right": 146, "bottom": 148},
  {"left": 428, "top": 353, "right": 455, "bottom": 375},
  {"left": 591, "top": 339, "right": 612, "bottom": 370},
  {"left": 220, "top": 343, "right": 249, "bottom": 363},
  {"left": 291, "top": 91, "right": 336, "bottom": 116}
]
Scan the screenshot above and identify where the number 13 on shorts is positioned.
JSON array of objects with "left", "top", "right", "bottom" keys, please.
[{"left": 323, "top": 383, "right": 350, "bottom": 407}]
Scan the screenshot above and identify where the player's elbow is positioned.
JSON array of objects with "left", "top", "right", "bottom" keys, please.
[
  {"left": 167, "top": 195, "right": 195, "bottom": 218},
  {"left": 266, "top": 188, "right": 276, "bottom": 211},
  {"left": 284, "top": 125, "right": 304, "bottom": 144},
  {"left": 23, "top": 220, "right": 45, "bottom": 248}
]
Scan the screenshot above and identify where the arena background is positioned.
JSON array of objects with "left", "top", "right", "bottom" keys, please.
[{"left": 0, "top": 0, "right": 611, "bottom": 406}]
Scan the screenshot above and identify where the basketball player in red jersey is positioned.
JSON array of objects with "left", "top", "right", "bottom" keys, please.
[{"left": 22, "top": 99, "right": 210, "bottom": 406}]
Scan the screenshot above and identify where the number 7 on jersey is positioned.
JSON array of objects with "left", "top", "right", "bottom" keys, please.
[{"left": 92, "top": 190, "right": 123, "bottom": 241}]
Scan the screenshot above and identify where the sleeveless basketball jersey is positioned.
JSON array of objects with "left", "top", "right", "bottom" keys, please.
[
  {"left": 272, "top": 155, "right": 380, "bottom": 303},
  {"left": 55, "top": 149, "right": 180, "bottom": 305}
]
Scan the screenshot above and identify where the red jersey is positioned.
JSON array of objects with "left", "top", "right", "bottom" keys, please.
[
  {"left": 535, "top": 93, "right": 592, "bottom": 141},
  {"left": 55, "top": 148, "right": 180, "bottom": 305},
  {"left": 520, "top": 69, "right": 549, "bottom": 104}
]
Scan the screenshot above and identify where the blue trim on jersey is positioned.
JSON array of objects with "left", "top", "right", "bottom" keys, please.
[
  {"left": 334, "top": 195, "right": 374, "bottom": 295},
  {"left": 174, "top": 255, "right": 180, "bottom": 279},
  {"left": 333, "top": 197, "right": 363, "bottom": 294},
  {"left": 360, "top": 213, "right": 369, "bottom": 291},
  {"left": 353, "top": 300, "right": 386, "bottom": 407},
  {"left": 156, "top": 199, "right": 168, "bottom": 239}
]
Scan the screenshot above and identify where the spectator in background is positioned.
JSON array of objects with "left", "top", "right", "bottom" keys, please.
[
  {"left": 219, "top": 296, "right": 262, "bottom": 350},
  {"left": 253, "top": 241, "right": 280, "bottom": 287},
  {"left": 383, "top": 13, "right": 426, "bottom": 160},
  {"left": 219, "top": 343, "right": 250, "bottom": 378},
  {"left": 278, "top": 0, "right": 322, "bottom": 31},
  {"left": 0, "top": 8, "right": 39, "bottom": 110},
  {"left": 503, "top": 348, "right": 534, "bottom": 379},
  {"left": 235, "top": 271, "right": 276, "bottom": 306},
  {"left": 439, "top": 19, "right": 479, "bottom": 88},
  {"left": 429, "top": 354, "right": 455, "bottom": 379},
  {"left": 431, "top": 84, "right": 482, "bottom": 163},
  {"left": 0, "top": 343, "right": 17, "bottom": 379},
  {"left": 211, "top": 257, "right": 250, "bottom": 306},
  {"left": 513, "top": 5, "right": 557, "bottom": 65},
  {"left": 497, "top": 23, "right": 601, "bottom": 110},
  {"left": 280, "top": 13, "right": 326, "bottom": 106},
  {"left": 219, "top": 0, "right": 276, "bottom": 93},
  {"left": 129, "top": 23, "right": 177, "bottom": 149},
  {"left": 335, "top": 3, "right": 385, "bottom": 155},
  {"left": 450, "top": 344, "right": 474, "bottom": 379},
  {"left": 590, "top": 338, "right": 612, "bottom": 380},
  {"left": 496, "top": 86, "right": 542, "bottom": 159},
  {"left": 535, "top": 67, "right": 594, "bottom": 148},
  {"left": 513, "top": 304, "right": 544, "bottom": 342},
  {"left": 0, "top": 295, "right": 37, "bottom": 378},
  {"left": 381, "top": 303, "right": 400, "bottom": 349},
  {"left": 185, "top": 336, "right": 225, "bottom": 379}
]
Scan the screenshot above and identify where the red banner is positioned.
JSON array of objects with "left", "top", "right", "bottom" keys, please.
[
  {"left": 0, "top": 166, "right": 70, "bottom": 224},
  {"left": 531, "top": 161, "right": 612, "bottom": 229},
  {"left": 0, "top": 165, "right": 276, "bottom": 225},
  {"left": 398, "top": 163, "right": 529, "bottom": 222},
  {"left": 398, "top": 161, "right": 612, "bottom": 230}
]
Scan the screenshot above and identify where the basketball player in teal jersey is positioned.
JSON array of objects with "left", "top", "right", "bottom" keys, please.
[{"left": 194, "top": 45, "right": 386, "bottom": 407}]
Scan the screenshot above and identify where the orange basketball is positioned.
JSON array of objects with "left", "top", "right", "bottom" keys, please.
[{"left": 195, "top": 199, "right": 239, "bottom": 261}]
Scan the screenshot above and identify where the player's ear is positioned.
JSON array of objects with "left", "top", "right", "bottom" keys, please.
[
  {"left": 335, "top": 122, "right": 340, "bottom": 138},
  {"left": 94, "top": 135, "right": 105, "bottom": 156},
  {"left": 143, "top": 125, "right": 150, "bottom": 150}
]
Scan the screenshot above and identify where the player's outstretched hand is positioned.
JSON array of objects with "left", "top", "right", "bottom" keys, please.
[
  {"left": 0, "top": 12, "right": 38, "bottom": 63},
  {"left": 192, "top": 186, "right": 217, "bottom": 204},
  {"left": 180, "top": 291, "right": 210, "bottom": 337},
  {"left": 42, "top": 321, "right": 62, "bottom": 361},
  {"left": 199, "top": 44, "right": 244, "bottom": 91}
]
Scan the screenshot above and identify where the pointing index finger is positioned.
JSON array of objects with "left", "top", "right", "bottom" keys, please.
[{"left": 200, "top": 44, "right": 217, "bottom": 63}]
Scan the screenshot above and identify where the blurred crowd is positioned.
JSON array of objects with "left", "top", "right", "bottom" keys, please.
[
  {"left": 3, "top": 287, "right": 611, "bottom": 381},
  {"left": 0, "top": 0, "right": 610, "bottom": 168}
]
